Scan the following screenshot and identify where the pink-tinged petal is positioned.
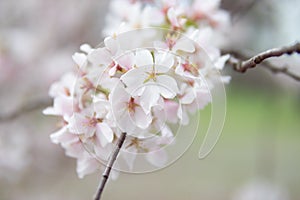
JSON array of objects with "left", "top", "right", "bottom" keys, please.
[
  {"left": 173, "top": 37, "right": 195, "bottom": 53},
  {"left": 175, "top": 62, "right": 185, "bottom": 76},
  {"left": 194, "top": 88, "right": 212, "bottom": 110},
  {"left": 68, "top": 113, "right": 95, "bottom": 137},
  {"left": 65, "top": 141, "right": 85, "bottom": 158},
  {"left": 181, "top": 91, "right": 195, "bottom": 104},
  {"left": 116, "top": 52, "right": 135, "bottom": 70},
  {"left": 43, "top": 96, "right": 74, "bottom": 119},
  {"left": 135, "top": 49, "right": 153, "bottom": 68},
  {"left": 146, "top": 149, "right": 168, "bottom": 167},
  {"left": 96, "top": 123, "right": 114, "bottom": 147},
  {"left": 72, "top": 53, "right": 87, "bottom": 68},
  {"left": 76, "top": 155, "right": 99, "bottom": 179},
  {"left": 133, "top": 106, "right": 152, "bottom": 129},
  {"left": 88, "top": 47, "right": 112, "bottom": 66},
  {"left": 164, "top": 100, "right": 179, "bottom": 124},
  {"left": 48, "top": 73, "right": 76, "bottom": 98},
  {"left": 167, "top": 8, "right": 180, "bottom": 28},
  {"left": 156, "top": 75, "right": 179, "bottom": 98}
]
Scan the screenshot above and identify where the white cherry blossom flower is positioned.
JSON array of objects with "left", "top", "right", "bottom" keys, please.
[
  {"left": 44, "top": 0, "right": 231, "bottom": 179},
  {"left": 120, "top": 49, "right": 179, "bottom": 113},
  {"left": 110, "top": 81, "right": 152, "bottom": 136}
]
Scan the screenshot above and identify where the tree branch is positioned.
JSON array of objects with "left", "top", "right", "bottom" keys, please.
[
  {"left": 0, "top": 97, "right": 51, "bottom": 122},
  {"left": 225, "top": 42, "right": 300, "bottom": 81},
  {"left": 94, "top": 132, "right": 127, "bottom": 200}
]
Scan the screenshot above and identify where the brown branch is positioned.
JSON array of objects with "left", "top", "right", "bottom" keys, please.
[
  {"left": 0, "top": 97, "right": 52, "bottom": 122},
  {"left": 94, "top": 132, "right": 127, "bottom": 200},
  {"left": 225, "top": 42, "right": 300, "bottom": 81}
]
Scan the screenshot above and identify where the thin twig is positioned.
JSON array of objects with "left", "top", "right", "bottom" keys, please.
[
  {"left": 0, "top": 97, "right": 51, "bottom": 122},
  {"left": 94, "top": 132, "right": 127, "bottom": 200},
  {"left": 225, "top": 42, "right": 300, "bottom": 81}
]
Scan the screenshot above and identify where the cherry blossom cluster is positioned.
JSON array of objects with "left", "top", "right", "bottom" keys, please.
[{"left": 44, "top": 0, "right": 231, "bottom": 178}]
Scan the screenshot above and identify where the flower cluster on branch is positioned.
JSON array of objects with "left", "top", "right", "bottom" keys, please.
[{"left": 44, "top": 0, "right": 230, "bottom": 179}]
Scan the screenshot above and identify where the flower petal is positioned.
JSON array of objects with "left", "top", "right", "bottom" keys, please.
[
  {"left": 173, "top": 37, "right": 195, "bottom": 53},
  {"left": 96, "top": 123, "right": 114, "bottom": 147},
  {"left": 72, "top": 53, "right": 87, "bottom": 68},
  {"left": 156, "top": 75, "right": 179, "bottom": 98},
  {"left": 133, "top": 106, "right": 152, "bottom": 129},
  {"left": 135, "top": 49, "right": 153, "bottom": 67}
]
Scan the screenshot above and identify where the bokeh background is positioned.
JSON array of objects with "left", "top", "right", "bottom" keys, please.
[{"left": 0, "top": 0, "right": 299, "bottom": 199}]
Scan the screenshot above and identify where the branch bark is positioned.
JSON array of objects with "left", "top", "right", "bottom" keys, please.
[
  {"left": 225, "top": 42, "right": 300, "bottom": 81},
  {"left": 94, "top": 132, "right": 127, "bottom": 200}
]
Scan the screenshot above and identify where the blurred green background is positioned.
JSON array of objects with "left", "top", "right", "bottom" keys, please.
[{"left": 1, "top": 0, "right": 300, "bottom": 199}]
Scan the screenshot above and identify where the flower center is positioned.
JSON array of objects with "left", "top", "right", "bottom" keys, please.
[{"left": 127, "top": 97, "right": 139, "bottom": 113}]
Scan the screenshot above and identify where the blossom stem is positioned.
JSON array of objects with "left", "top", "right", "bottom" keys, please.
[{"left": 94, "top": 132, "right": 127, "bottom": 200}]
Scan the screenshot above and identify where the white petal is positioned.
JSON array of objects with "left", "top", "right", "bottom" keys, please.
[
  {"left": 80, "top": 44, "right": 93, "bottom": 54},
  {"left": 156, "top": 75, "right": 179, "bottom": 98},
  {"left": 104, "top": 37, "right": 119, "bottom": 55},
  {"left": 135, "top": 49, "right": 153, "bottom": 68},
  {"left": 140, "top": 85, "right": 160, "bottom": 114},
  {"left": 167, "top": 8, "right": 180, "bottom": 27},
  {"left": 88, "top": 48, "right": 112, "bottom": 66},
  {"left": 42, "top": 107, "right": 56, "bottom": 115},
  {"left": 118, "top": 112, "right": 136, "bottom": 133},
  {"left": 133, "top": 107, "right": 152, "bottom": 129},
  {"left": 221, "top": 75, "right": 231, "bottom": 84},
  {"left": 68, "top": 113, "right": 95, "bottom": 137},
  {"left": 50, "top": 126, "right": 70, "bottom": 144},
  {"left": 214, "top": 54, "right": 230, "bottom": 70},
  {"left": 76, "top": 156, "right": 99, "bottom": 179},
  {"left": 96, "top": 123, "right": 114, "bottom": 147},
  {"left": 155, "top": 52, "right": 174, "bottom": 73},
  {"left": 108, "top": 65, "right": 118, "bottom": 76},
  {"left": 120, "top": 68, "right": 148, "bottom": 95},
  {"left": 121, "top": 146, "right": 137, "bottom": 171},
  {"left": 173, "top": 37, "right": 195, "bottom": 53},
  {"left": 180, "top": 89, "right": 196, "bottom": 104},
  {"left": 72, "top": 53, "right": 87, "bottom": 68},
  {"left": 177, "top": 104, "right": 189, "bottom": 125}
]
